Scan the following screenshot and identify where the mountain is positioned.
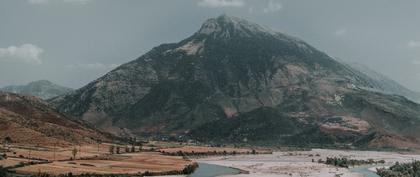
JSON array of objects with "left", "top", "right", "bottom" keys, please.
[
  {"left": 0, "top": 92, "right": 110, "bottom": 146},
  {"left": 342, "top": 62, "right": 420, "bottom": 103},
  {"left": 50, "top": 15, "right": 420, "bottom": 149},
  {"left": 1, "top": 80, "right": 73, "bottom": 100}
]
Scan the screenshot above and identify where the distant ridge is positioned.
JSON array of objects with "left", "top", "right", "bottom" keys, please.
[{"left": 1, "top": 80, "right": 73, "bottom": 100}]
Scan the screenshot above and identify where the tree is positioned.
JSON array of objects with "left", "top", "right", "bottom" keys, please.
[
  {"left": 97, "top": 139, "right": 102, "bottom": 154},
  {"left": 2, "top": 137, "right": 12, "bottom": 153},
  {"left": 109, "top": 145, "right": 115, "bottom": 154},
  {"left": 72, "top": 147, "right": 78, "bottom": 160},
  {"left": 251, "top": 149, "right": 256, "bottom": 155},
  {"left": 116, "top": 146, "right": 120, "bottom": 154},
  {"left": 138, "top": 142, "right": 143, "bottom": 151},
  {"left": 0, "top": 166, "right": 7, "bottom": 177},
  {"left": 3, "top": 137, "right": 12, "bottom": 146}
]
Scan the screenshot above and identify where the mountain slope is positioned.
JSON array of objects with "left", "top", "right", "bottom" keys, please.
[
  {"left": 0, "top": 92, "right": 110, "bottom": 146},
  {"left": 1, "top": 80, "right": 73, "bottom": 100},
  {"left": 343, "top": 62, "right": 420, "bottom": 103},
  {"left": 50, "top": 15, "right": 420, "bottom": 148}
]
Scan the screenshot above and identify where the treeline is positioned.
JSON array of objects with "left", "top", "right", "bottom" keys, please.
[
  {"left": 377, "top": 161, "right": 420, "bottom": 177},
  {"left": 322, "top": 157, "right": 385, "bottom": 168},
  {"left": 160, "top": 149, "right": 261, "bottom": 156}
]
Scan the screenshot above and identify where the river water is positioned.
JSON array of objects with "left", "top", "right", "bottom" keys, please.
[
  {"left": 189, "top": 163, "right": 382, "bottom": 177},
  {"left": 350, "top": 166, "right": 381, "bottom": 177},
  {"left": 187, "top": 162, "right": 240, "bottom": 177}
]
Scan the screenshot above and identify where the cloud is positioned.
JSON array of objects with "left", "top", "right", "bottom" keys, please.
[
  {"left": 28, "top": 0, "right": 92, "bottom": 5},
  {"left": 407, "top": 40, "right": 420, "bottom": 48},
  {"left": 263, "top": 0, "right": 282, "bottom": 13},
  {"left": 66, "top": 63, "right": 120, "bottom": 70},
  {"left": 333, "top": 28, "right": 347, "bottom": 37},
  {"left": 197, "top": 0, "right": 244, "bottom": 8},
  {"left": 0, "top": 44, "right": 44, "bottom": 64}
]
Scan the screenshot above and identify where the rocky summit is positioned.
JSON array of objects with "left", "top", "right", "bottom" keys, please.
[{"left": 50, "top": 15, "right": 420, "bottom": 148}]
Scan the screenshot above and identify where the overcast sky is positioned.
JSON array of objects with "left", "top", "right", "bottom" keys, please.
[{"left": 1, "top": 0, "right": 420, "bottom": 92}]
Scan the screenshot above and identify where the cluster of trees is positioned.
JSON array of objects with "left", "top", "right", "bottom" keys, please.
[
  {"left": 108, "top": 144, "right": 142, "bottom": 155},
  {"left": 323, "top": 157, "right": 385, "bottom": 168},
  {"left": 377, "top": 161, "right": 420, "bottom": 177}
]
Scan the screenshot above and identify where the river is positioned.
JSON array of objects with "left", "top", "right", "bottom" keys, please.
[
  {"left": 189, "top": 163, "right": 383, "bottom": 177},
  {"left": 350, "top": 166, "right": 381, "bottom": 177},
  {"left": 187, "top": 162, "right": 241, "bottom": 177}
]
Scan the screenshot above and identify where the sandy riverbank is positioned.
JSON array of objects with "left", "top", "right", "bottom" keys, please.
[{"left": 196, "top": 149, "right": 420, "bottom": 177}]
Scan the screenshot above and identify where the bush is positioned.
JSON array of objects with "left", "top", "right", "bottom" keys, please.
[
  {"left": 377, "top": 161, "right": 420, "bottom": 177},
  {"left": 0, "top": 166, "right": 7, "bottom": 177},
  {"left": 324, "top": 157, "right": 385, "bottom": 168}
]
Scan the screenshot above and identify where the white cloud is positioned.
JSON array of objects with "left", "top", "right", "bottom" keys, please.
[
  {"left": 263, "top": 0, "right": 282, "bottom": 13},
  {"left": 198, "top": 0, "right": 244, "bottom": 8},
  {"left": 0, "top": 44, "right": 44, "bottom": 64},
  {"left": 28, "top": 0, "right": 92, "bottom": 5},
  {"left": 407, "top": 40, "right": 420, "bottom": 48},
  {"left": 333, "top": 28, "right": 347, "bottom": 37},
  {"left": 66, "top": 63, "right": 120, "bottom": 70}
]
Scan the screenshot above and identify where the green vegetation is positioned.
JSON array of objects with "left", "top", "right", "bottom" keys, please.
[
  {"left": 0, "top": 166, "right": 7, "bottom": 177},
  {"left": 161, "top": 150, "right": 261, "bottom": 157},
  {"left": 323, "top": 157, "right": 385, "bottom": 168},
  {"left": 377, "top": 161, "right": 420, "bottom": 177},
  {"left": 2, "top": 137, "right": 12, "bottom": 156},
  {"left": 109, "top": 145, "right": 115, "bottom": 154}
]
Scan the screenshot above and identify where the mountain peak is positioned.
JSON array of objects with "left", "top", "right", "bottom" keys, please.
[
  {"left": 198, "top": 15, "right": 276, "bottom": 37},
  {"left": 29, "top": 80, "right": 53, "bottom": 85}
]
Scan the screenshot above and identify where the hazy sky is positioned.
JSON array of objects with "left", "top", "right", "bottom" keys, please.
[{"left": 1, "top": 0, "right": 420, "bottom": 92}]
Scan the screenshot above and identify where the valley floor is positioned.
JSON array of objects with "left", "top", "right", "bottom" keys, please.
[
  {"left": 188, "top": 149, "right": 420, "bottom": 177},
  {"left": 3, "top": 143, "right": 420, "bottom": 177}
]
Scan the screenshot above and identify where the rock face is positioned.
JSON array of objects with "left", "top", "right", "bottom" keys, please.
[
  {"left": 0, "top": 92, "right": 110, "bottom": 146},
  {"left": 1, "top": 80, "right": 73, "bottom": 100},
  {"left": 50, "top": 15, "right": 420, "bottom": 148}
]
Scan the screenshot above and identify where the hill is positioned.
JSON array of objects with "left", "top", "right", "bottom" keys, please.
[{"left": 0, "top": 92, "right": 110, "bottom": 146}]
